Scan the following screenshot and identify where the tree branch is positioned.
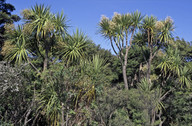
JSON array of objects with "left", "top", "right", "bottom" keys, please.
[
  {"left": 160, "top": 89, "right": 172, "bottom": 101},
  {"left": 27, "top": 57, "right": 41, "bottom": 74}
]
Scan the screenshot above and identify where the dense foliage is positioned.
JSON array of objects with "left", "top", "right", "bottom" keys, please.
[
  {"left": 0, "top": 2, "right": 192, "bottom": 126},
  {"left": 0, "top": 0, "right": 20, "bottom": 60}
]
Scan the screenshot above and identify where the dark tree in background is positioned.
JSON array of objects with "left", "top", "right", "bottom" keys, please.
[{"left": 0, "top": 0, "right": 20, "bottom": 60}]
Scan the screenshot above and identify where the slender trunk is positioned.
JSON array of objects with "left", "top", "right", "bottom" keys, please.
[
  {"left": 110, "top": 37, "right": 118, "bottom": 57},
  {"left": 122, "top": 30, "right": 129, "bottom": 90},
  {"left": 66, "top": 107, "right": 69, "bottom": 126},
  {"left": 24, "top": 99, "right": 34, "bottom": 126},
  {"left": 123, "top": 49, "right": 128, "bottom": 89},
  {"left": 147, "top": 30, "right": 150, "bottom": 46},
  {"left": 43, "top": 43, "right": 49, "bottom": 71},
  {"left": 125, "top": 30, "right": 128, "bottom": 46},
  {"left": 158, "top": 110, "right": 165, "bottom": 126},
  {"left": 147, "top": 54, "right": 152, "bottom": 83},
  {"left": 147, "top": 30, "right": 152, "bottom": 83},
  {"left": 139, "top": 63, "right": 142, "bottom": 80},
  {"left": 131, "top": 79, "right": 134, "bottom": 87},
  {"left": 32, "top": 111, "right": 40, "bottom": 126},
  {"left": 131, "top": 73, "right": 137, "bottom": 87},
  {"left": 24, "top": 108, "right": 32, "bottom": 126},
  {"left": 61, "top": 103, "right": 65, "bottom": 126},
  {"left": 122, "top": 29, "right": 135, "bottom": 90},
  {"left": 151, "top": 109, "right": 155, "bottom": 126},
  {"left": 123, "top": 65, "right": 128, "bottom": 89},
  {"left": 108, "top": 111, "right": 114, "bottom": 126}
]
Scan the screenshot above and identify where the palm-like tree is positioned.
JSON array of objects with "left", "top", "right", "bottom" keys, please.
[
  {"left": 53, "top": 11, "right": 68, "bottom": 37},
  {"left": 76, "top": 55, "right": 109, "bottom": 107},
  {"left": 29, "top": 4, "right": 52, "bottom": 71},
  {"left": 23, "top": 4, "right": 68, "bottom": 71},
  {"left": 139, "top": 16, "right": 174, "bottom": 83},
  {"left": 99, "top": 11, "right": 143, "bottom": 89},
  {"left": 159, "top": 17, "right": 174, "bottom": 43},
  {"left": 157, "top": 46, "right": 192, "bottom": 88},
  {"left": 2, "top": 24, "right": 41, "bottom": 74},
  {"left": 179, "top": 66, "right": 192, "bottom": 88},
  {"left": 3, "top": 4, "right": 68, "bottom": 72},
  {"left": 36, "top": 84, "right": 61, "bottom": 126},
  {"left": 58, "top": 29, "right": 90, "bottom": 65},
  {"left": 157, "top": 47, "right": 177, "bottom": 85},
  {"left": 2, "top": 25, "right": 30, "bottom": 64},
  {"left": 142, "top": 15, "right": 157, "bottom": 82},
  {"left": 137, "top": 78, "right": 168, "bottom": 126}
]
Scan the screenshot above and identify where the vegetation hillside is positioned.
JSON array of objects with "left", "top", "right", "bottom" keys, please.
[{"left": 0, "top": 1, "right": 192, "bottom": 126}]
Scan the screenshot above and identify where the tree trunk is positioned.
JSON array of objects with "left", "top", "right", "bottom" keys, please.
[
  {"left": 122, "top": 30, "right": 130, "bottom": 90},
  {"left": 122, "top": 65, "right": 128, "bottom": 89},
  {"left": 43, "top": 44, "right": 49, "bottom": 71},
  {"left": 66, "top": 107, "right": 69, "bottom": 126},
  {"left": 32, "top": 111, "right": 40, "bottom": 126},
  {"left": 24, "top": 100, "right": 34, "bottom": 126},
  {"left": 151, "top": 109, "right": 156, "bottom": 126},
  {"left": 24, "top": 108, "right": 32, "bottom": 126},
  {"left": 146, "top": 29, "right": 152, "bottom": 83},
  {"left": 158, "top": 110, "right": 165, "bottom": 126},
  {"left": 139, "top": 63, "right": 142, "bottom": 80},
  {"left": 61, "top": 103, "right": 65, "bottom": 126},
  {"left": 147, "top": 56, "right": 152, "bottom": 83},
  {"left": 131, "top": 73, "right": 137, "bottom": 87}
]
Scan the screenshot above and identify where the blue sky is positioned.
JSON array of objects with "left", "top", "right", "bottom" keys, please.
[{"left": 7, "top": 0, "right": 192, "bottom": 51}]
